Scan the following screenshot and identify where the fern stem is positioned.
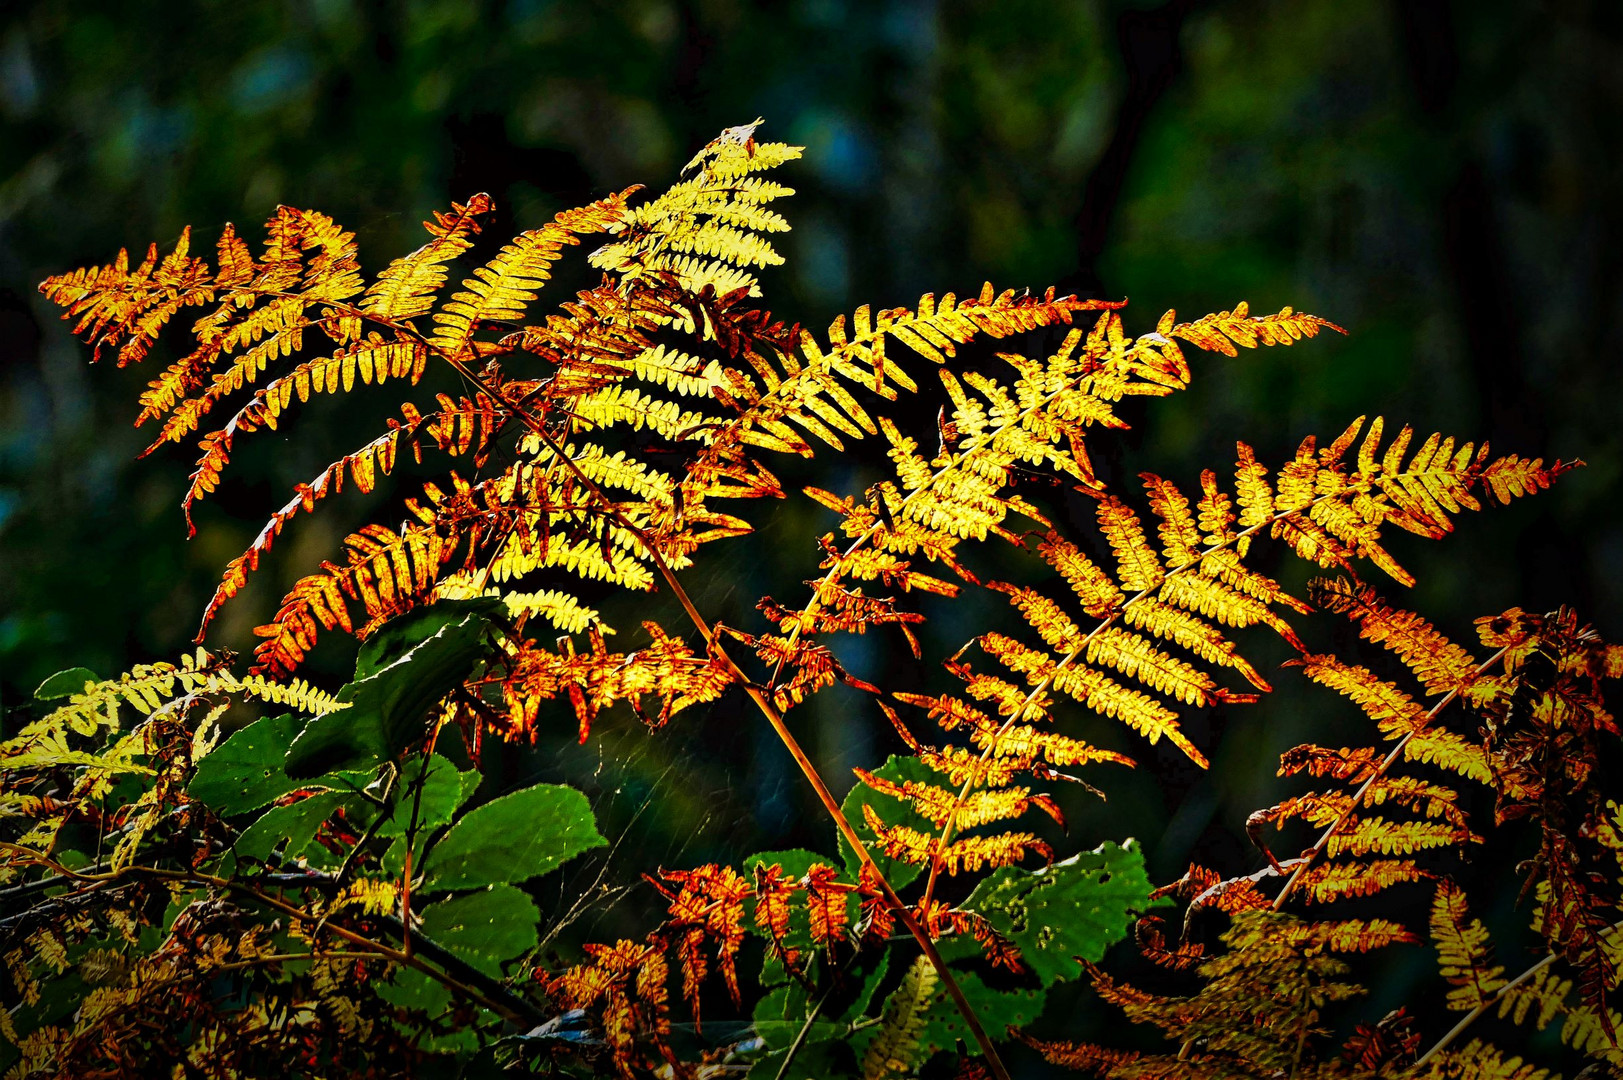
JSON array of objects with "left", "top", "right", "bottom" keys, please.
[
  {"left": 432, "top": 352, "right": 1015, "bottom": 1080},
  {"left": 1269, "top": 644, "right": 1509, "bottom": 912},
  {"left": 775, "top": 980, "right": 837, "bottom": 1080}
]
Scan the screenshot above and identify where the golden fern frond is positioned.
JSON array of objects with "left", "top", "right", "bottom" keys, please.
[
  {"left": 1290, "top": 860, "right": 1431, "bottom": 903},
  {"left": 494, "top": 587, "right": 603, "bottom": 635},
  {"left": 1415, "top": 1040, "right": 1556, "bottom": 1080},
  {"left": 360, "top": 193, "right": 493, "bottom": 320},
  {"left": 251, "top": 514, "right": 463, "bottom": 676},
  {"left": 590, "top": 118, "right": 799, "bottom": 298},
  {"left": 1, "top": 649, "right": 236, "bottom": 750},
  {"left": 851, "top": 767, "right": 1061, "bottom": 832},
  {"left": 197, "top": 396, "right": 504, "bottom": 636},
  {"left": 431, "top": 191, "right": 632, "bottom": 358},
  {"left": 861, "top": 955, "right": 939, "bottom": 1080},
  {"left": 1168, "top": 301, "right": 1342, "bottom": 356},
  {"left": 859, "top": 804, "right": 1052, "bottom": 875},
  {"left": 491, "top": 621, "right": 729, "bottom": 742},
  {"left": 1290, "top": 655, "right": 1431, "bottom": 738},
  {"left": 1325, "top": 816, "right": 1466, "bottom": 858},
  {"left": 175, "top": 336, "right": 432, "bottom": 530},
  {"left": 1498, "top": 964, "right": 1573, "bottom": 1031},
  {"left": 1430, "top": 881, "right": 1507, "bottom": 1012}
]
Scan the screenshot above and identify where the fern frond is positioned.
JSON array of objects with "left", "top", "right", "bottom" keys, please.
[
  {"left": 1311, "top": 576, "right": 1482, "bottom": 695},
  {"left": 861, "top": 955, "right": 939, "bottom": 1080},
  {"left": 860, "top": 804, "right": 1052, "bottom": 874},
  {"left": 1168, "top": 301, "right": 1343, "bottom": 356},
  {"left": 360, "top": 193, "right": 493, "bottom": 320},
  {"left": 431, "top": 191, "right": 630, "bottom": 358},
  {"left": 251, "top": 515, "right": 462, "bottom": 676},
  {"left": 1291, "top": 860, "right": 1431, "bottom": 903},
  {"left": 1434, "top": 883, "right": 1506, "bottom": 1013},
  {"left": 1416, "top": 1039, "right": 1555, "bottom": 1080}
]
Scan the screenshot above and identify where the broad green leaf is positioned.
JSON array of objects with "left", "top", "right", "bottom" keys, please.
[
  {"left": 187, "top": 713, "right": 309, "bottom": 815},
  {"left": 914, "top": 971, "right": 1044, "bottom": 1060},
  {"left": 233, "top": 792, "right": 351, "bottom": 863},
  {"left": 961, "top": 839, "right": 1158, "bottom": 987},
  {"left": 837, "top": 948, "right": 891, "bottom": 1025},
  {"left": 417, "top": 885, "right": 539, "bottom": 979},
  {"left": 285, "top": 598, "right": 501, "bottom": 778},
  {"left": 420, "top": 781, "right": 605, "bottom": 892},
  {"left": 33, "top": 667, "right": 99, "bottom": 700},
  {"left": 752, "top": 981, "right": 843, "bottom": 1049},
  {"left": 378, "top": 754, "right": 481, "bottom": 839},
  {"left": 836, "top": 755, "right": 940, "bottom": 890}
]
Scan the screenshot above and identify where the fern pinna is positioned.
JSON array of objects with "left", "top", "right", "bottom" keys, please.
[{"left": 5, "top": 119, "right": 1606, "bottom": 1079}]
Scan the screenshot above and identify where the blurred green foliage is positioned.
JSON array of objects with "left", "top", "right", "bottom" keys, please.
[{"left": 1, "top": 0, "right": 1619, "bottom": 1059}]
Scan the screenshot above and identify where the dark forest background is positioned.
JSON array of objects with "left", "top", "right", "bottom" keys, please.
[{"left": 1, "top": 0, "right": 1619, "bottom": 1062}]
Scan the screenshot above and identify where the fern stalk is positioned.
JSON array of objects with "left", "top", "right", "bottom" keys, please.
[{"left": 1413, "top": 918, "right": 1623, "bottom": 1067}]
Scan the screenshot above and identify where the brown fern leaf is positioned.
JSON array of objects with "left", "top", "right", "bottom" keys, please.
[
  {"left": 197, "top": 396, "right": 505, "bottom": 637},
  {"left": 251, "top": 515, "right": 462, "bottom": 676},
  {"left": 492, "top": 622, "right": 730, "bottom": 743},
  {"left": 1311, "top": 576, "right": 1481, "bottom": 695}
]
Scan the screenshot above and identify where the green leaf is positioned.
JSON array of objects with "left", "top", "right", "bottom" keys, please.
[
  {"left": 33, "top": 667, "right": 99, "bottom": 700},
  {"left": 837, "top": 948, "right": 891, "bottom": 1025},
  {"left": 752, "top": 981, "right": 844, "bottom": 1049},
  {"left": 187, "top": 713, "right": 310, "bottom": 815},
  {"left": 961, "top": 839, "right": 1158, "bottom": 987},
  {"left": 836, "top": 756, "right": 940, "bottom": 890},
  {"left": 417, "top": 885, "right": 539, "bottom": 979},
  {"left": 420, "top": 781, "right": 605, "bottom": 892},
  {"left": 379, "top": 754, "right": 481, "bottom": 839},
  {"left": 915, "top": 971, "right": 1044, "bottom": 1061},
  {"left": 285, "top": 598, "right": 501, "bottom": 778},
  {"left": 233, "top": 792, "right": 352, "bottom": 864}
]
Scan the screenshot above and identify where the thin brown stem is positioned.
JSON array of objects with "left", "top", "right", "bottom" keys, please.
[{"left": 1412, "top": 917, "right": 1623, "bottom": 1067}]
